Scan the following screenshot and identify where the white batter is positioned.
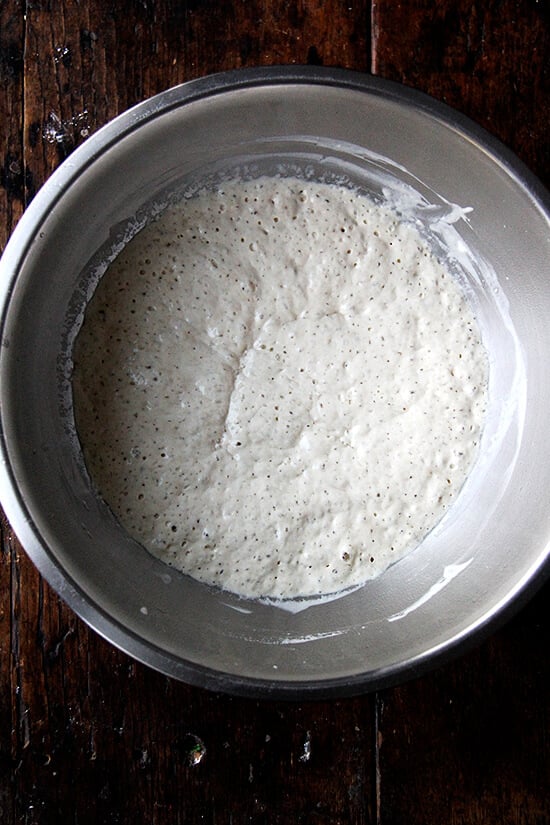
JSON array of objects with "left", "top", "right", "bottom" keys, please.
[{"left": 72, "top": 177, "right": 488, "bottom": 600}]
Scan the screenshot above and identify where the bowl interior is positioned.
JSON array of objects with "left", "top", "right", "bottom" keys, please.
[{"left": 1, "top": 71, "right": 549, "bottom": 695}]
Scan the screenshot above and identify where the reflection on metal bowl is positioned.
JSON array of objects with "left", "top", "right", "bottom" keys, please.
[{"left": 0, "top": 67, "right": 549, "bottom": 697}]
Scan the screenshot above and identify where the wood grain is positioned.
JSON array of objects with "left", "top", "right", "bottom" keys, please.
[
  {"left": 0, "top": 0, "right": 25, "bottom": 234},
  {"left": 372, "top": 0, "right": 550, "bottom": 187},
  {"left": 0, "top": 1, "right": 548, "bottom": 823},
  {"left": 0, "top": 3, "right": 24, "bottom": 821},
  {"left": 376, "top": 588, "right": 550, "bottom": 825}
]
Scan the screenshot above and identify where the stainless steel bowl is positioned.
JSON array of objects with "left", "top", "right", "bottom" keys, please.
[{"left": 1, "top": 66, "right": 549, "bottom": 698}]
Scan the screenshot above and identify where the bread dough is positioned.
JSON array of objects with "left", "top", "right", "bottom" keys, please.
[{"left": 72, "top": 177, "right": 488, "bottom": 599}]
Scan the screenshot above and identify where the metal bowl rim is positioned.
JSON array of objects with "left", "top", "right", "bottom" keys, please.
[{"left": 1, "top": 65, "right": 549, "bottom": 698}]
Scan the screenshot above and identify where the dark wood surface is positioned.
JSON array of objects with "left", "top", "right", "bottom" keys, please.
[{"left": 1, "top": 2, "right": 549, "bottom": 823}]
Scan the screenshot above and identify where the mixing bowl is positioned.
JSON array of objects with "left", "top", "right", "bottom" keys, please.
[{"left": 1, "top": 66, "right": 549, "bottom": 698}]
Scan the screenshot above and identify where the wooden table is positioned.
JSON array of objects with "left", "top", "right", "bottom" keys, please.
[{"left": 1, "top": 2, "right": 549, "bottom": 822}]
